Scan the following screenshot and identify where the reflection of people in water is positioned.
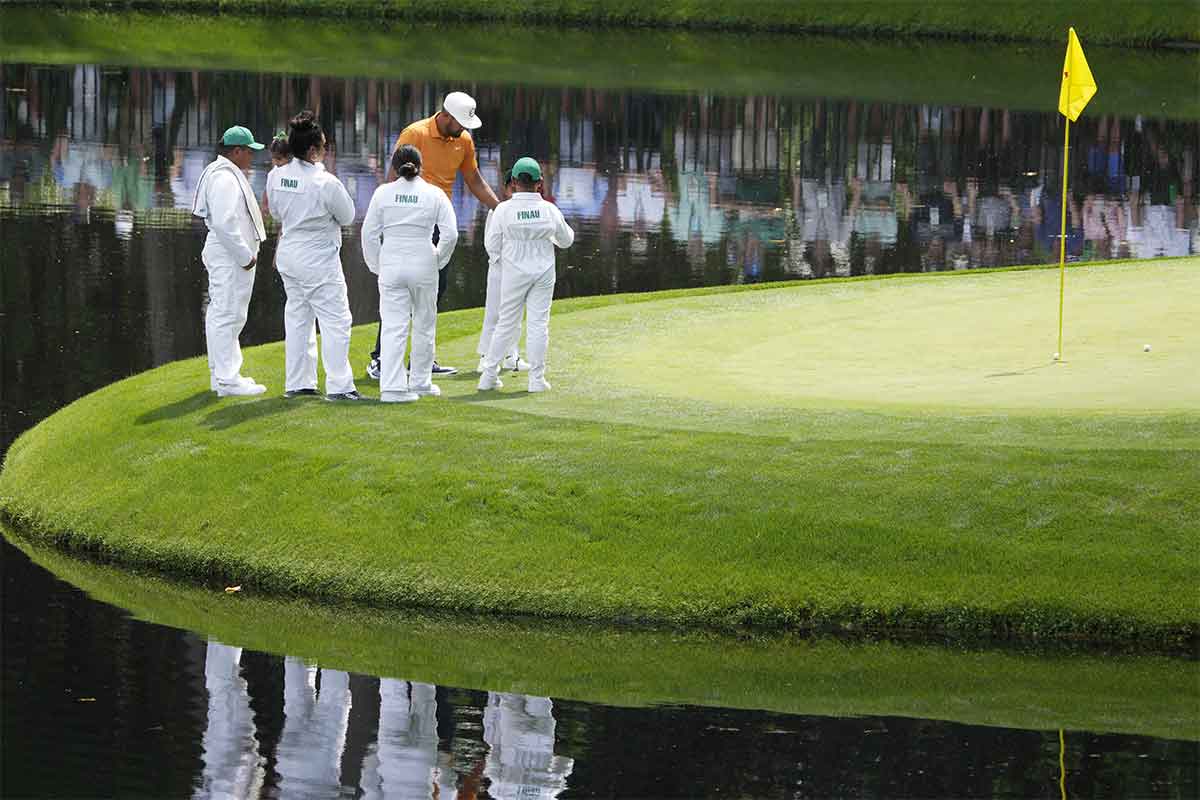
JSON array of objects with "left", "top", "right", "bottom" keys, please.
[
  {"left": 195, "top": 640, "right": 265, "bottom": 799},
  {"left": 275, "top": 658, "right": 352, "bottom": 797},
  {"left": 483, "top": 692, "right": 574, "bottom": 799},
  {"left": 360, "top": 679, "right": 441, "bottom": 799}
]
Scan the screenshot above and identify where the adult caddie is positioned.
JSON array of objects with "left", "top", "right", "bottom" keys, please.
[
  {"left": 192, "top": 124, "right": 268, "bottom": 397},
  {"left": 365, "top": 91, "right": 500, "bottom": 379}
]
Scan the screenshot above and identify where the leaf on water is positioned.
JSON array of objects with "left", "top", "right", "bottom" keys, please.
[{"left": 224, "top": 585, "right": 242, "bottom": 594}]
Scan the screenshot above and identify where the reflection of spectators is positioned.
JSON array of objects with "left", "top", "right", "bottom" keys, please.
[
  {"left": 669, "top": 169, "right": 726, "bottom": 246},
  {"left": 794, "top": 176, "right": 850, "bottom": 277},
  {"left": 552, "top": 165, "right": 604, "bottom": 222},
  {"left": 850, "top": 177, "right": 899, "bottom": 260}
]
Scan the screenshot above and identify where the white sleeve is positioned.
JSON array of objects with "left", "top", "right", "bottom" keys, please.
[
  {"left": 484, "top": 204, "right": 503, "bottom": 263},
  {"left": 208, "top": 171, "right": 255, "bottom": 266},
  {"left": 433, "top": 191, "right": 458, "bottom": 271},
  {"left": 323, "top": 176, "right": 356, "bottom": 226},
  {"left": 550, "top": 204, "right": 575, "bottom": 249},
  {"left": 360, "top": 189, "right": 384, "bottom": 275}
]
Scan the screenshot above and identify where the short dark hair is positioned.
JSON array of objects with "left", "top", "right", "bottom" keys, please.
[
  {"left": 392, "top": 144, "right": 422, "bottom": 180},
  {"left": 217, "top": 144, "right": 243, "bottom": 157},
  {"left": 513, "top": 174, "right": 538, "bottom": 191},
  {"left": 288, "top": 110, "right": 324, "bottom": 162}
]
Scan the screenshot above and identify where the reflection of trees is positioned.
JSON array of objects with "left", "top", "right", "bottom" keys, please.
[{"left": 3, "top": 63, "right": 1197, "bottom": 451}]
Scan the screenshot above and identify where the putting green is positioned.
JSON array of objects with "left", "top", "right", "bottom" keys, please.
[
  {"left": 2, "top": 258, "right": 1196, "bottom": 645},
  {"left": 438, "top": 259, "right": 1198, "bottom": 428}
]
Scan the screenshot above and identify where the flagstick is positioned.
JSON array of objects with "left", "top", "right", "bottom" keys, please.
[{"left": 1056, "top": 117, "right": 1070, "bottom": 361}]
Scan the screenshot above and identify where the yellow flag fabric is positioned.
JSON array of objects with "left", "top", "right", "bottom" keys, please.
[{"left": 1058, "top": 27, "right": 1097, "bottom": 122}]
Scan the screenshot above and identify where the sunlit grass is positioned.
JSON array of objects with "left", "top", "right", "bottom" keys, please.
[{"left": 1, "top": 260, "right": 1196, "bottom": 648}]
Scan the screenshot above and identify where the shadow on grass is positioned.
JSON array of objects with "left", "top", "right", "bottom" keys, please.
[
  {"left": 135, "top": 391, "right": 217, "bottom": 425},
  {"left": 454, "top": 390, "right": 538, "bottom": 404},
  {"left": 201, "top": 396, "right": 308, "bottom": 431}
]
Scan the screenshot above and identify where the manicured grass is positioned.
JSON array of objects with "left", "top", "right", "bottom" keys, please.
[
  {"left": 12, "top": 536, "right": 1198, "bottom": 741},
  {"left": 6, "top": 0, "right": 1198, "bottom": 45},
  {"left": 3, "top": 9, "right": 1197, "bottom": 120},
  {"left": 1, "top": 260, "right": 1197, "bottom": 649}
]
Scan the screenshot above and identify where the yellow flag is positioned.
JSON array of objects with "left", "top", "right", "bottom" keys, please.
[{"left": 1058, "top": 27, "right": 1097, "bottom": 121}]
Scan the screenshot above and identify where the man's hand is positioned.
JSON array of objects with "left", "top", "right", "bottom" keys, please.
[{"left": 243, "top": 256, "right": 257, "bottom": 271}]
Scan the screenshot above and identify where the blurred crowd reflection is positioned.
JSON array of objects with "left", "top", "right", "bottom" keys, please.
[{"left": 3, "top": 64, "right": 1196, "bottom": 293}]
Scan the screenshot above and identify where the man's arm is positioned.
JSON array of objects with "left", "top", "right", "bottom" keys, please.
[
  {"left": 463, "top": 162, "right": 500, "bottom": 211},
  {"left": 209, "top": 171, "right": 257, "bottom": 268}
]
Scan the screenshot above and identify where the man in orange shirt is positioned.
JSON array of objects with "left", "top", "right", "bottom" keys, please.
[{"left": 366, "top": 91, "right": 500, "bottom": 378}]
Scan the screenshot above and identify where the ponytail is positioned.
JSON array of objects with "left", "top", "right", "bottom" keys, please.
[
  {"left": 392, "top": 144, "right": 422, "bottom": 181},
  {"left": 288, "top": 110, "right": 324, "bottom": 163}
]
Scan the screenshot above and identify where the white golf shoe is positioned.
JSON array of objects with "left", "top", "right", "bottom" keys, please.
[
  {"left": 412, "top": 384, "right": 442, "bottom": 397},
  {"left": 216, "top": 379, "right": 267, "bottom": 397},
  {"left": 527, "top": 378, "right": 552, "bottom": 393},
  {"left": 380, "top": 391, "right": 419, "bottom": 403},
  {"left": 477, "top": 373, "right": 503, "bottom": 391},
  {"left": 502, "top": 355, "right": 532, "bottom": 372}
]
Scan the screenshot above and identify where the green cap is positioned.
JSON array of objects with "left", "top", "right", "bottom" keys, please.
[
  {"left": 511, "top": 156, "right": 542, "bottom": 182},
  {"left": 221, "top": 125, "right": 265, "bottom": 150}
]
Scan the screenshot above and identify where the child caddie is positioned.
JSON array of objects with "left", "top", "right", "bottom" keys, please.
[
  {"left": 361, "top": 144, "right": 458, "bottom": 402},
  {"left": 477, "top": 157, "right": 574, "bottom": 393}
]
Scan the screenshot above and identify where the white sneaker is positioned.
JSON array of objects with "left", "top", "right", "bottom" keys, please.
[
  {"left": 502, "top": 355, "right": 532, "bottom": 372},
  {"left": 412, "top": 383, "right": 441, "bottom": 397},
  {"left": 528, "top": 378, "right": 552, "bottom": 393},
  {"left": 380, "top": 391, "right": 419, "bottom": 403},
  {"left": 217, "top": 381, "right": 267, "bottom": 397},
  {"left": 477, "top": 373, "right": 503, "bottom": 391},
  {"left": 212, "top": 375, "right": 258, "bottom": 392}
]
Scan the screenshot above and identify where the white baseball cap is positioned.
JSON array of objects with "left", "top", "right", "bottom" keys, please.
[{"left": 442, "top": 91, "right": 482, "bottom": 130}]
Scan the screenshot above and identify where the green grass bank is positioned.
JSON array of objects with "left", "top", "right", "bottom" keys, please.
[
  {"left": 1, "top": 260, "right": 1198, "bottom": 650},
  {"left": 2, "top": 9, "right": 1198, "bottom": 120},
  {"left": 11, "top": 536, "right": 1198, "bottom": 742},
  {"left": 4, "top": 0, "right": 1198, "bottom": 45}
]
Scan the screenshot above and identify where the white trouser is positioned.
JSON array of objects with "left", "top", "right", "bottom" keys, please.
[
  {"left": 279, "top": 272, "right": 356, "bottom": 394},
  {"left": 478, "top": 262, "right": 520, "bottom": 360},
  {"left": 482, "top": 265, "right": 555, "bottom": 383},
  {"left": 204, "top": 259, "right": 256, "bottom": 388},
  {"left": 379, "top": 276, "right": 438, "bottom": 394}
]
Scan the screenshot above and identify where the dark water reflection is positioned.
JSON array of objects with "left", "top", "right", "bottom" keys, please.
[
  {"left": 3, "top": 59, "right": 1200, "bottom": 799},
  {"left": 3, "top": 63, "right": 1198, "bottom": 452},
  {"left": 4, "top": 542, "right": 1197, "bottom": 799}
]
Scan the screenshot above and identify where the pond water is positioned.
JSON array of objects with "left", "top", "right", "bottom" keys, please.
[{"left": 2, "top": 14, "right": 1198, "bottom": 798}]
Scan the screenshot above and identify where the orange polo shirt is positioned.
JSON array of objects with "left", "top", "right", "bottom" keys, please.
[{"left": 395, "top": 115, "right": 477, "bottom": 200}]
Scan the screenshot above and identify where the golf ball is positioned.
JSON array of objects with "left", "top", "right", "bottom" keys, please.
[
  {"left": 1053, "top": 352, "right": 1061, "bottom": 360},
  {"left": 1144, "top": 344, "right": 1152, "bottom": 352}
]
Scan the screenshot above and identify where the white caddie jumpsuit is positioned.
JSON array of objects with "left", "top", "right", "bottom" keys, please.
[
  {"left": 481, "top": 193, "right": 575, "bottom": 386},
  {"left": 482, "top": 692, "right": 574, "bottom": 799},
  {"left": 477, "top": 208, "right": 520, "bottom": 363},
  {"left": 266, "top": 159, "right": 358, "bottom": 395},
  {"left": 360, "top": 175, "right": 457, "bottom": 395},
  {"left": 275, "top": 658, "right": 351, "bottom": 797},
  {"left": 195, "top": 640, "right": 265, "bottom": 799},
  {"left": 358, "top": 679, "right": 440, "bottom": 799},
  {"left": 192, "top": 155, "right": 266, "bottom": 390}
]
